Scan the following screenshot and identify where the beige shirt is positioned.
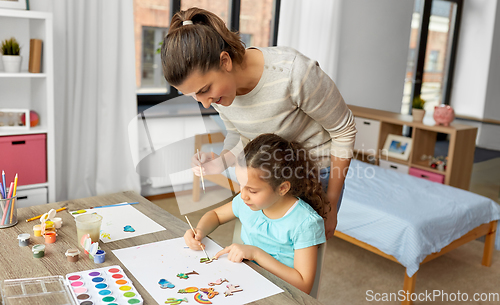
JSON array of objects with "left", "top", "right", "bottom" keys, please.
[{"left": 212, "top": 46, "right": 357, "bottom": 168}]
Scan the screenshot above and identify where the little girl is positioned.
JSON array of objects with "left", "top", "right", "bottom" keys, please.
[{"left": 184, "top": 133, "right": 329, "bottom": 294}]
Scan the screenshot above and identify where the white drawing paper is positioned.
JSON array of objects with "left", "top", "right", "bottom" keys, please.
[
  {"left": 70, "top": 203, "right": 166, "bottom": 243},
  {"left": 112, "top": 237, "right": 283, "bottom": 305}
]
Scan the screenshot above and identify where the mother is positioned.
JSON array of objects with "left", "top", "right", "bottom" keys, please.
[{"left": 161, "top": 7, "right": 356, "bottom": 239}]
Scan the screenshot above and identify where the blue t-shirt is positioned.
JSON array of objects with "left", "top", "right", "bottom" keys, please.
[{"left": 232, "top": 193, "right": 326, "bottom": 268}]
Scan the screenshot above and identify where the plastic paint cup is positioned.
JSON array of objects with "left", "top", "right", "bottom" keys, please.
[
  {"left": 0, "top": 196, "right": 18, "bottom": 228},
  {"left": 52, "top": 217, "right": 63, "bottom": 228},
  {"left": 75, "top": 214, "right": 103, "bottom": 245},
  {"left": 33, "top": 224, "right": 42, "bottom": 237},
  {"left": 32, "top": 244, "right": 45, "bottom": 258},
  {"left": 44, "top": 232, "right": 56, "bottom": 243},
  {"left": 44, "top": 220, "right": 54, "bottom": 229},
  {"left": 65, "top": 249, "right": 80, "bottom": 263},
  {"left": 17, "top": 233, "right": 30, "bottom": 246},
  {"left": 93, "top": 250, "right": 105, "bottom": 264}
]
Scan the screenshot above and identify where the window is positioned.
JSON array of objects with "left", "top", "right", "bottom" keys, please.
[
  {"left": 134, "top": 0, "right": 281, "bottom": 108},
  {"left": 401, "top": 0, "right": 463, "bottom": 115}
]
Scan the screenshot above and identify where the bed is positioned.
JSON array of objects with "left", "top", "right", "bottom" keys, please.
[
  {"left": 336, "top": 159, "right": 500, "bottom": 305},
  {"left": 192, "top": 133, "right": 500, "bottom": 305}
]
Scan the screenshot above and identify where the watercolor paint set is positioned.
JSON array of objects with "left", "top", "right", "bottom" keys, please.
[{"left": 66, "top": 265, "right": 143, "bottom": 305}]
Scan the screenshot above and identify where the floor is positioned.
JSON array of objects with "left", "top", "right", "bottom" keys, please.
[{"left": 151, "top": 158, "right": 500, "bottom": 304}]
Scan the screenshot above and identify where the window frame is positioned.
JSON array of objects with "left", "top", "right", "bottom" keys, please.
[
  {"left": 137, "top": 0, "right": 281, "bottom": 107},
  {"left": 409, "top": 0, "right": 463, "bottom": 114}
]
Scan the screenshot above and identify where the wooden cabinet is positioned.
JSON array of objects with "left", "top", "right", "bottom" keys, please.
[{"left": 349, "top": 105, "right": 477, "bottom": 190}]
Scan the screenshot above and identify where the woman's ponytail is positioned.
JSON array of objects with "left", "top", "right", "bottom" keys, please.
[{"left": 161, "top": 7, "right": 245, "bottom": 86}]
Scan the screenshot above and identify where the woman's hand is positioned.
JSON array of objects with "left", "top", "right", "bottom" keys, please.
[
  {"left": 183, "top": 228, "right": 206, "bottom": 250},
  {"left": 191, "top": 151, "right": 225, "bottom": 176},
  {"left": 214, "top": 244, "right": 261, "bottom": 263}
]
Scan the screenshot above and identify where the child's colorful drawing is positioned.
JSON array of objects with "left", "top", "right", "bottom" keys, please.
[
  {"left": 224, "top": 284, "right": 243, "bottom": 297},
  {"left": 124, "top": 225, "right": 135, "bottom": 232},
  {"left": 200, "top": 287, "right": 218, "bottom": 299},
  {"left": 165, "top": 297, "right": 188, "bottom": 304},
  {"left": 194, "top": 292, "right": 212, "bottom": 304},
  {"left": 176, "top": 270, "right": 199, "bottom": 279},
  {"left": 158, "top": 279, "right": 175, "bottom": 289},
  {"left": 208, "top": 278, "right": 227, "bottom": 286},
  {"left": 178, "top": 287, "right": 198, "bottom": 293}
]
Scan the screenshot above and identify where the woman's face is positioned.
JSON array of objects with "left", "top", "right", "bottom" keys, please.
[{"left": 175, "top": 68, "right": 237, "bottom": 109}]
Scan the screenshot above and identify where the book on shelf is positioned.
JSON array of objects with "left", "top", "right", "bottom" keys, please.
[{"left": 28, "top": 39, "right": 43, "bottom": 73}]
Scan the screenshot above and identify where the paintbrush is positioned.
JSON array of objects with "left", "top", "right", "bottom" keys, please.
[
  {"left": 197, "top": 149, "right": 206, "bottom": 194},
  {"left": 185, "top": 215, "right": 210, "bottom": 260}
]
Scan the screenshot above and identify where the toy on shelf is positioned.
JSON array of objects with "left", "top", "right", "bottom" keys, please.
[
  {"left": 420, "top": 155, "right": 447, "bottom": 171},
  {"left": 433, "top": 104, "right": 455, "bottom": 126}
]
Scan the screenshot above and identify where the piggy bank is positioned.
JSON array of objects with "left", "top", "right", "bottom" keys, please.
[{"left": 433, "top": 104, "right": 455, "bottom": 126}]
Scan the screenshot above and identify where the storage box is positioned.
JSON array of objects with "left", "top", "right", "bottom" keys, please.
[
  {"left": 14, "top": 187, "right": 47, "bottom": 208},
  {"left": 0, "top": 134, "right": 47, "bottom": 185},
  {"left": 354, "top": 117, "right": 380, "bottom": 154},
  {"left": 379, "top": 159, "right": 409, "bottom": 174},
  {"left": 409, "top": 167, "right": 445, "bottom": 184}
]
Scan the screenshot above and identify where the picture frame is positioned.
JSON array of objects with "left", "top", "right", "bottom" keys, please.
[
  {"left": 0, "top": 0, "right": 27, "bottom": 10},
  {"left": 0, "top": 109, "right": 30, "bottom": 131},
  {"left": 381, "top": 134, "right": 412, "bottom": 161}
]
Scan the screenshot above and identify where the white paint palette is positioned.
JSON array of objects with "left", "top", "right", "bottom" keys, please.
[{"left": 65, "top": 265, "right": 143, "bottom": 305}]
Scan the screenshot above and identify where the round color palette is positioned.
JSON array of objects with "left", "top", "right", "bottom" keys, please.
[
  {"left": 89, "top": 271, "right": 101, "bottom": 277},
  {"left": 70, "top": 281, "right": 84, "bottom": 287},
  {"left": 92, "top": 277, "right": 105, "bottom": 283},
  {"left": 119, "top": 285, "right": 132, "bottom": 291},
  {"left": 98, "top": 289, "right": 112, "bottom": 296},
  {"left": 108, "top": 268, "right": 120, "bottom": 273},
  {"left": 123, "top": 292, "right": 136, "bottom": 298},
  {"left": 68, "top": 275, "right": 81, "bottom": 281},
  {"left": 95, "top": 283, "right": 108, "bottom": 289},
  {"left": 111, "top": 274, "right": 123, "bottom": 279},
  {"left": 128, "top": 299, "right": 141, "bottom": 304},
  {"left": 73, "top": 287, "right": 88, "bottom": 294},
  {"left": 115, "top": 279, "right": 127, "bottom": 285},
  {"left": 102, "top": 296, "right": 116, "bottom": 302},
  {"left": 76, "top": 293, "right": 91, "bottom": 301}
]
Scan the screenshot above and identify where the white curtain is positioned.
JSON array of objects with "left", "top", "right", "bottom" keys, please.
[
  {"left": 277, "top": 0, "right": 343, "bottom": 81},
  {"left": 39, "top": 0, "right": 141, "bottom": 200}
]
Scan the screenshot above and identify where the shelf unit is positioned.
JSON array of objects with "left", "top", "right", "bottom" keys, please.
[
  {"left": 349, "top": 105, "right": 477, "bottom": 190},
  {"left": 0, "top": 9, "right": 55, "bottom": 204}
]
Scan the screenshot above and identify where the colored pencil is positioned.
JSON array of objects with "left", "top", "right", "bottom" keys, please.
[
  {"left": 10, "top": 174, "right": 17, "bottom": 223},
  {"left": 91, "top": 202, "right": 139, "bottom": 209},
  {"left": 0, "top": 182, "right": 3, "bottom": 199},
  {"left": 197, "top": 149, "right": 206, "bottom": 194},
  {"left": 1, "top": 171, "right": 5, "bottom": 200},
  {"left": 1, "top": 182, "right": 13, "bottom": 225},
  {"left": 26, "top": 207, "right": 68, "bottom": 222},
  {"left": 185, "top": 215, "right": 210, "bottom": 260}
]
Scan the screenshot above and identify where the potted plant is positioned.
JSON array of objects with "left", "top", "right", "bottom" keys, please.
[
  {"left": 412, "top": 95, "right": 426, "bottom": 122},
  {"left": 1, "top": 37, "right": 22, "bottom": 73}
]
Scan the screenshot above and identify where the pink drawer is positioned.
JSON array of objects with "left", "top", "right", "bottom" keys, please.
[
  {"left": 0, "top": 134, "right": 47, "bottom": 186},
  {"left": 409, "top": 167, "right": 444, "bottom": 184}
]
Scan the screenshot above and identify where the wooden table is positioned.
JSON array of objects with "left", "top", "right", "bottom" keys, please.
[{"left": 0, "top": 191, "right": 322, "bottom": 305}]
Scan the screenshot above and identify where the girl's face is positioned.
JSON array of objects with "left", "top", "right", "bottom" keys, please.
[{"left": 235, "top": 165, "right": 284, "bottom": 212}]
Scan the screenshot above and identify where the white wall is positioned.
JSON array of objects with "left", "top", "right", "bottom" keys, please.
[
  {"left": 483, "top": 0, "right": 500, "bottom": 121},
  {"left": 335, "top": 0, "right": 413, "bottom": 113}
]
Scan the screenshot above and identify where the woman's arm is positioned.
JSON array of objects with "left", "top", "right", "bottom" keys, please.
[
  {"left": 184, "top": 201, "right": 236, "bottom": 250},
  {"left": 324, "top": 155, "right": 351, "bottom": 239},
  {"left": 214, "top": 244, "right": 318, "bottom": 294}
]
